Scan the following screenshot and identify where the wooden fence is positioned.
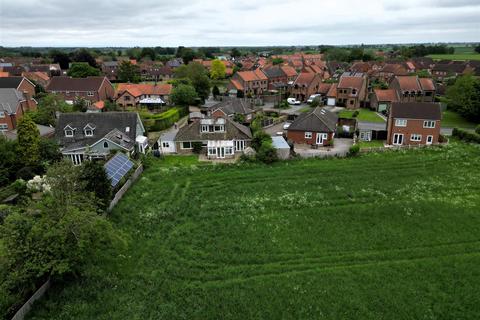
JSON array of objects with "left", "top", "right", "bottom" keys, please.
[
  {"left": 107, "top": 164, "right": 144, "bottom": 212},
  {"left": 11, "top": 279, "right": 51, "bottom": 320}
]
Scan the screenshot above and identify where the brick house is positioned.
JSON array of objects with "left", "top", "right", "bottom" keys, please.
[
  {"left": 370, "top": 89, "right": 399, "bottom": 113},
  {"left": 287, "top": 107, "right": 338, "bottom": 146},
  {"left": 387, "top": 102, "right": 441, "bottom": 146},
  {"left": 46, "top": 76, "right": 115, "bottom": 106},
  {"left": 0, "top": 88, "right": 37, "bottom": 132},
  {"left": 209, "top": 98, "right": 256, "bottom": 123},
  {"left": 336, "top": 72, "right": 367, "bottom": 109},
  {"left": 101, "top": 61, "right": 119, "bottom": 81},
  {"left": 262, "top": 66, "right": 288, "bottom": 90},
  {"left": 290, "top": 72, "right": 321, "bottom": 102},
  {"left": 0, "top": 76, "right": 36, "bottom": 98},
  {"left": 172, "top": 116, "right": 252, "bottom": 159},
  {"left": 115, "top": 83, "right": 173, "bottom": 108},
  {"left": 280, "top": 66, "right": 298, "bottom": 84},
  {"left": 228, "top": 69, "right": 268, "bottom": 96},
  {"left": 389, "top": 76, "right": 436, "bottom": 103},
  {"left": 22, "top": 71, "right": 50, "bottom": 88},
  {"left": 432, "top": 63, "right": 472, "bottom": 81}
]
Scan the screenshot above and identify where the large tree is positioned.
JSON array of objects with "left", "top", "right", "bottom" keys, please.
[
  {"left": 0, "top": 137, "right": 20, "bottom": 187},
  {"left": 49, "top": 50, "right": 70, "bottom": 69},
  {"left": 17, "top": 114, "right": 40, "bottom": 168},
  {"left": 170, "top": 84, "right": 198, "bottom": 106},
  {"left": 174, "top": 62, "right": 211, "bottom": 101},
  {"left": 210, "top": 59, "right": 226, "bottom": 80},
  {"left": 30, "top": 94, "right": 72, "bottom": 126},
  {"left": 117, "top": 61, "right": 141, "bottom": 83},
  {"left": 79, "top": 161, "right": 112, "bottom": 211},
  {"left": 71, "top": 49, "right": 98, "bottom": 68},
  {"left": 67, "top": 62, "right": 101, "bottom": 78},
  {"left": 446, "top": 74, "right": 480, "bottom": 122}
]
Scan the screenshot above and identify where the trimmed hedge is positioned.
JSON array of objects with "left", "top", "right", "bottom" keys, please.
[
  {"left": 140, "top": 107, "right": 188, "bottom": 132},
  {"left": 452, "top": 128, "right": 480, "bottom": 143}
]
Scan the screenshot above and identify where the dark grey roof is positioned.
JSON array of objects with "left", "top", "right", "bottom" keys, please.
[
  {"left": 262, "top": 66, "right": 286, "bottom": 79},
  {"left": 0, "top": 77, "right": 23, "bottom": 89},
  {"left": 55, "top": 112, "right": 140, "bottom": 152},
  {"left": 210, "top": 99, "right": 254, "bottom": 116},
  {"left": 0, "top": 88, "right": 24, "bottom": 114},
  {"left": 102, "top": 61, "right": 118, "bottom": 67},
  {"left": 46, "top": 76, "right": 107, "bottom": 92},
  {"left": 174, "top": 117, "right": 252, "bottom": 142},
  {"left": 288, "top": 107, "right": 338, "bottom": 133},
  {"left": 390, "top": 102, "right": 441, "bottom": 120},
  {"left": 433, "top": 63, "right": 467, "bottom": 73},
  {"left": 357, "top": 121, "right": 387, "bottom": 131},
  {"left": 3, "top": 124, "right": 55, "bottom": 140}
]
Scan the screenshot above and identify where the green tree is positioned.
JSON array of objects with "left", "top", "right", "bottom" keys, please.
[
  {"left": 174, "top": 63, "right": 211, "bottom": 101},
  {"left": 39, "top": 138, "right": 62, "bottom": 167},
  {"left": 231, "top": 48, "right": 241, "bottom": 58},
  {"left": 272, "top": 57, "right": 284, "bottom": 65},
  {"left": 210, "top": 59, "right": 226, "bottom": 79},
  {"left": 180, "top": 48, "right": 196, "bottom": 64},
  {"left": 73, "top": 98, "right": 88, "bottom": 112},
  {"left": 67, "top": 62, "right": 101, "bottom": 78},
  {"left": 29, "top": 94, "right": 72, "bottom": 126},
  {"left": 140, "top": 47, "right": 156, "bottom": 61},
  {"left": 0, "top": 137, "right": 20, "bottom": 187},
  {"left": 49, "top": 49, "right": 70, "bottom": 69},
  {"left": 71, "top": 49, "right": 98, "bottom": 67},
  {"left": 212, "top": 85, "right": 220, "bottom": 98},
  {"left": 79, "top": 161, "right": 112, "bottom": 211},
  {"left": 118, "top": 61, "right": 141, "bottom": 83},
  {"left": 170, "top": 84, "right": 198, "bottom": 106},
  {"left": 17, "top": 114, "right": 40, "bottom": 168},
  {"left": 446, "top": 74, "right": 480, "bottom": 122},
  {"left": 475, "top": 45, "right": 480, "bottom": 54}
]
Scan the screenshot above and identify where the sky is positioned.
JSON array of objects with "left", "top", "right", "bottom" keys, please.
[{"left": 0, "top": 0, "right": 479, "bottom": 47}]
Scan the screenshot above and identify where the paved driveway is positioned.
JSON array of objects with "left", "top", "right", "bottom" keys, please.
[
  {"left": 265, "top": 122, "right": 288, "bottom": 136},
  {"left": 294, "top": 138, "right": 353, "bottom": 158}
]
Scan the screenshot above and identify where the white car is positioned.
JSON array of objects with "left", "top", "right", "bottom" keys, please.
[
  {"left": 287, "top": 98, "right": 301, "bottom": 105},
  {"left": 283, "top": 122, "right": 291, "bottom": 130},
  {"left": 307, "top": 94, "right": 321, "bottom": 103}
]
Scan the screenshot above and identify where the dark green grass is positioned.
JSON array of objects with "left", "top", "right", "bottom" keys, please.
[{"left": 27, "top": 143, "right": 480, "bottom": 319}]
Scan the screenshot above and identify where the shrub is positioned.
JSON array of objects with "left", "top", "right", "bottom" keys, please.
[
  {"left": 251, "top": 131, "right": 272, "bottom": 151},
  {"left": 352, "top": 110, "right": 359, "bottom": 118},
  {"left": 256, "top": 142, "right": 278, "bottom": 164},
  {"left": 452, "top": 127, "right": 480, "bottom": 143},
  {"left": 192, "top": 142, "right": 203, "bottom": 154},
  {"left": 348, "top": 144, "right": 360, "bottom": 157},
  {"left": 476, "top": 124, "right": 480, "bottom": 135}
]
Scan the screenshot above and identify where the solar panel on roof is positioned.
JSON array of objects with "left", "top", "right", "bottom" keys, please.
[{"left": 104, "top": 153, "right": 134, "bottom": 187}]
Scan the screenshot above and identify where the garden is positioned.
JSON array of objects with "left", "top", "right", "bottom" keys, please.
[
  {"left": 23, "top": 141, "right": 480, "bottom": 319},
  {"left": 338, "top": 108, "right": 385, "bottom": 123}
]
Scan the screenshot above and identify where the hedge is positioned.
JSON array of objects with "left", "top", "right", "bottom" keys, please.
[
  {"left": 452, "top": 128, "right": 480, "bottom": 143},
  {"left": 140, "top": 107, "right": 188, "bottom": 132}
]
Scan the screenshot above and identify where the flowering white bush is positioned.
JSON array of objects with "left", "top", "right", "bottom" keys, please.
[{"left": 26, "top": 175, "right": 51, "bottom": 193}]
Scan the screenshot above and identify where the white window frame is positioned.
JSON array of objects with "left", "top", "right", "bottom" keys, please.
[
  {"left": 0, "top": 111, "right": 5, "bottom": 118},
  {"left": 393, "top": 133, "right": 404, "bottom": 145},
  {"left": 162, "top": 142, "right": 170, "bottom": 148},
  {"left": 84, "top": 129, "right": 93, "bottom": 137},
  {"left": 201, "top": 125, "right": 208, "bottom": 133},
  {"left": 423, "top": 120, "right": 435, "bottom": 128},
  {"left": 426, "top": 135, "right": 433, "bottom": 145},
  {"left": 225, "top": 147, "right": 233, "bottom": 155},
  {"left": 410, "top": 134, "right": 422, "bottom": 142},
  {"left": 181, "top": 141, "right": 192, "bottom": 149},
  {"left": 87, "top": 91, "right": 94, "bottom": 97},
  {"left": 305, "top": 132, "right": 312, "bottom": 139},
  {"left": 395, "top": 119, "right": 407, "bottom": 127},
  {"left": 0, "top": 123, "right": 8, "bottom": 132},
  {"left": 65, "top": 129, "right": 74, "bottom": 137}
]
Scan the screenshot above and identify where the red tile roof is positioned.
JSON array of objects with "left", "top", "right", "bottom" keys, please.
[
  {"left": 338, "top": 76, "right": 365, "bottom": 90},
  {"left": 280, "top": 66, "right": 297, "bottom": 77},
  {"left": 418, "top": 77, "right": 435, "bottom": 91},
  {"left": 237, "top": 69, "right": 267, "bottom": 82},
  {"left": 229, "top": 79, "right": 244, "bottom": 91},
  {"left": 294, "top": 72, "right": 317, "bottom": 86},
  {"left": 117, "top": 83, "right": 172, "bottom": 97},
  {"left": 395, "top": 76, "right": 422, "bottom": 91},
  {"left": 327, "top": 83, "right": 338, "bottom": 98},
  {"left": 374, "top": 89, "right": 398, "bottom": 102},
  {"left": 318, "top": 83, "right": 332, "bottom": 95}
]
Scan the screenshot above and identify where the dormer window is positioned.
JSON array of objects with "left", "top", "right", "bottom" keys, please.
[
  {"left": 83, "top": 124, "right": 95, "bottom": 137},
  {"left": 85, "top": 129, "right": 93, "bottom": 137},
  {"left": 214, "top": 125, "right": 224, "bottom": 132},
  {"left": 64, "top": 125, "right": 75, "bottom": 137},
  {"left": 201, "top": 124, "right": 208, "bottom": 132},
  {"left": 87, "top": 91, "right": 94, "bottom": 96}
]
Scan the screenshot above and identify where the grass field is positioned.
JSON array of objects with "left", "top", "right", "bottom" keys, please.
[
  {"left": 442, "top": 110, "right": 478, "bottom": 129},
  {"left": 27, "top": 142, "right": 480, "bottom": 319},
  {"left": 427, "top": 53, "right": 480, "bottom": 61},
  {"left": 338, "top": 108, "right": 385, "bottom": 123},
  {"left": 357, "top": 140, "right": 385, "bottom": 149}
]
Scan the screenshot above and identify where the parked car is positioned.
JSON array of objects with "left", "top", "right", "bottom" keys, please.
[
  {"left": 307, "top": 94, "right": 321, "bottom": 103},
  {"left": 283, "top": 122, "right": 291, "bottom": 130},
  {"left": 287, "top": 98, "right": 301, "bottom": 105}
]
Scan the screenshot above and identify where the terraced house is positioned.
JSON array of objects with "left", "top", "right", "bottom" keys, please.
[
  {"left": 228, "top": 69, "right": 268, "bottom": 96},
  {"left": 46, "top": 76, "right": 115, "bottom": 106},
  {"left": 389, "top": 75, "right": 436, "bottom": 103},
  {"left": 289, "top": 72, "right": 321, "bottom": 102}
]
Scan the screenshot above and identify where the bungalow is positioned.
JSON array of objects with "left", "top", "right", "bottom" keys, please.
[
  {"left": 287, "top": 107, "right": 338, "bottom": 147},
  {"left": 55, "top": 112, "right": 147, "bottom": 165},
  {"left": 46, "top": 76, "right": 115, "bottom": 106},
  {"left": 228, "top": 69, "right": 268, "bottom": 97},
  {"left": 115, "top": 83, "right": 173, "bottom": 109},
  {"left": 386, "top": 102, "right": 441, "bottom": 146},
  {"left": 0, "top": 88, "right": 37, "bottom": 132},
  {"left": 173, "top": 116, "right": 252, "bottom": 159},
  {"left": 370, "top": 89, "right": 399, "bottom": 113},
  {"left": 389, "top": 76, "right": 436, "bottom": 103},
  {"left": 336, "top": 72, "right": 367, "bottom": 109},
  {"left": 289, "top": 72, "right": 321, "bottom": 102}
]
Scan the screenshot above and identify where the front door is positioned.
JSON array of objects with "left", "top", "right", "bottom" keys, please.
[
  {"left": 393, "top": 133, "right": 404, "bottom": 145},
  {"left": 426, "top": 135, "right": 433, "bottom": 145},
  {"left": 316, "top": 133, "right": 328, "bottom": 145},
  {"left": 216, "top": 147, "right": 225, "bottom": 158}
]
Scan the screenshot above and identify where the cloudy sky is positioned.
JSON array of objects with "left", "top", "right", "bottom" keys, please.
[{"left": 0, "top": 0, "right": 479, "bottom": 47}]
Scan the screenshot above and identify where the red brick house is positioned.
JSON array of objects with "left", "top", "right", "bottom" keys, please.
[
  {"left": 0, "top": 88, "right": 37, "bottom": 132},
  {"left": 0, "top": 76, "right": 36, "bottom": 98},
  {"left": 115, "top": 83, "right": 173, "bottom": 108},
  {"left": 336, "top": 72, "right": 367, "bottom": 109},
  {"left": 370, "top": 89, "right": 399, "bottom": 113},
  {"left": 389, "top": 76, "right": 436, "bottom": 103},
  {"left": 280, "top": 66, "right": 298, "bottom": 84},
  {"left": 289, "top": 72, "right": 321, "bottom": 102},
  {"left": 228, "top": 69, "right": 268, "bottom": 96},
  {"left": 387, "top": 102, "right": 441, "bottom": 146},
  {"left": 46, "top": 76, "right": 115, "bottom": 106},
  {"left": 287, "top": 107, "right": 338, "bottom": 146}
]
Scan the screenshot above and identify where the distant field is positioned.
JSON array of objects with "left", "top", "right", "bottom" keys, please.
[
  {"left": 27, "top": 142, "right": 480, "bottom": 319},
  {"left": 427, "top": 53, "right": 480, "bottom": 61}
]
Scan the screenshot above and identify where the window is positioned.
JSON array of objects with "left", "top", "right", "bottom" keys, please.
[
  {"left": 87, "top": 91, "right": 94, "bottom": 96},
  {"left": 349, "top": 100, "right": 354, "bottom": 105},
  {"left": 103, "top": 141, "right": 109, "bottom": 148},
  {"left": 410, "top": 134, "right": 422, "bottom": 141},
  {"left": 84, "top": 129, "right": 93, "bottom": 137},
  {"left": 0, "top": 111, "right": 5, "bottom": 118},
  {"left": 201, "top": 125, "right": 208, "bottom": 132},
  {"left": 426, "top": 135, "right": 433, "bottom": 145},
  {"left": 182, "top": 142, "right": 192, "bottom": 149},
  {"left": 305, "top": 132, "right": 312, "bottom": 139},
  {"left": 0, "top": 124, "right": 8, "bottom": 132},
  {"left": 225, "top": 147, "right": 233, "bottom": 155},
  {"left": 423, "top": 120, "right": 435, "bottom": 128},
  {"left": 124, "top": 95, "right": 130, "bottom": 101},
  {"left": 395, "top": 119, "right": 407, "bottom": 127},
  {"left": 208, "top": 147, "right": 216, "bottom": 155},
  {"left": 66, "top": 91, "right": 70, "bottom": 95},
  {"left": 214, "top": 125, "right": 224, "bottom": 132},
  {"left": 162, "top": 142, "right": 170, "bottom": 148},
  {"left": 65, "top": 129, "right": 74, "bottom": 137}
]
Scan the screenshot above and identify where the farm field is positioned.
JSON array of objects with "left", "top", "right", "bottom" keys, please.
[
  {"left": 27, "top": 142, "right": 480, "bottom": 319},
  {"left": 427, "top": 53, "right": 480, "bottom": 61}
]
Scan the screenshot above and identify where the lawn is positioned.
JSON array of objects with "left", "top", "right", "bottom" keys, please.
[
  {"left": 442, "top": 110, "right": 478, "bottom": 129},
  {"left": 27, "top": 142, "right": 480, "bottom": 319},
  {"left": 338, "top": 108, "right": 385, "bottom": 123},
  {"left": 427, "top": 53, "right": 480, "bottom": 61},
  {"left": 357, "top": 140, "right": 385, "bottom": 149}
]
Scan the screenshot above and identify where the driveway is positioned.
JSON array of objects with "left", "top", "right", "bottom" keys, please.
[
  {"left": 261, "top": 102, "right": 309, "bottom": 115},
  {"left": 294, "top": 138, "right": 353, "bottom": 158},
  {"left": 265, "top": 121, "right": 288, "bottom": 136}
]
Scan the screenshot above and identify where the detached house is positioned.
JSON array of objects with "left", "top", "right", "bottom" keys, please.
[
  {"left": 56, "top": 112, "right": 146, "bottom": 165},
  {"left": 290, "top": 72, "right": 321, "bottom": 102},
  {"left": 228, "top": 69, "right": 268, "bottom": 96},
  {"left": 336, "top": 72, "right": 367, "bottom": 109},
  {"left": 209, "top": 99, "right": 255, "bottom": 123},
  {"left": 387, "top": 102, "right": 441, "bottom": 146},
  {"left": 389, "top": 76, "right": 436, "bottom": 103},
  {"left": 115, "top": 83, "right": 173, "bottom": 108},
  {"left": 262, "top": 66, "right": 288, "bottom": 91},
  {"left": 0, "top": 76, "right": 36, "bottom": 98},
  {"left": 171, "top": 116, "right": 252, "bottom": 159},
  {"left": 287, "top": 107, "right": 338, "bottom": 147},
  {"left": 0, "top": 88, "right": 37, "bottom": 132},
  {"left": 370, "top": 89, "right": 399, "bottom": 113},
  {"left": 46, "top": 76, "right": 115, "bottom": 106}
]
